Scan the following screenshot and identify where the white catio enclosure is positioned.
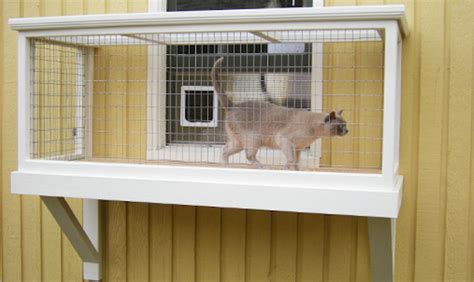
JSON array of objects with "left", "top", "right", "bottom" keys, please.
[{"left": 10, "top": 6, "right": 407, "bottom": 218}]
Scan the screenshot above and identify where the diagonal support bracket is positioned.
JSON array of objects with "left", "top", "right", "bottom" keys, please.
[
  {"left": 41, "top": 196, "right": 102, "bottom": 280},
  {"left": 41, "top": 197, "right": 99, "bottom": 262}
]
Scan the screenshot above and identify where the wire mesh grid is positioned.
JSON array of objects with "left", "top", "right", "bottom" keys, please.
[{"left": 30, "top": 29, "right": 384, "bottom": 173}]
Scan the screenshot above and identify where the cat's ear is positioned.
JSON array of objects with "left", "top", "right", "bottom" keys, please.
[
  {"left": 338, "top": 109, "right": 344, "bottom": 115},
  {"left": 325, "top": 111, "right": 336, "bottom": 123}
]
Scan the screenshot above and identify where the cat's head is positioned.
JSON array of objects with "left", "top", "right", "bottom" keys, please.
[{"left": 324, "top": 110, "right": 349, "bottom": 136}]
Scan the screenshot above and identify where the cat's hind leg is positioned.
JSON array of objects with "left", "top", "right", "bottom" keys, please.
[
  {"left": 222, "top": 142, "right": 243, "bottom": 166},
  {"left": 279, "top": 139, "right": 298, "bottom": 170},
  {"left": 245, "top": 147, "right": 263, "bottom": 169},
  {"left": 222, "top": 124, "right": 243, "bottom": 166}
]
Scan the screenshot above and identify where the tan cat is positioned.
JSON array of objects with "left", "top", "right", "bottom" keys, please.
[{"left": 211, "top": 57, "right": 349, "bottom": 170}]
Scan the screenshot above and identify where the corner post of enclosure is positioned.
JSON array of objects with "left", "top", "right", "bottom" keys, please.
[
  {"left": 85, "top": 48, "right": 95, "bottom": 160},
  {"left": 18, "top": 33, "right": 31, "bottom": 169},
  {"left": 382, "top": 21, "right": 400, "bottom": 188},
  {"left": 394, "top": 34, "right": 403, "bottom": 176},
  {"left": 310, "top": 0, "right": 324, "bottom": 166},
  {"left": 146, "top": 0, "right": 167, "bottom": 160}
]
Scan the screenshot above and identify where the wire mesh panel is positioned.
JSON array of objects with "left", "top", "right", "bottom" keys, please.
[
  {"left": 31, "top": 39, "right": 86, "bottom": 160},
  {"left": 30, "top": 29, "right": 384, "bottom": 173}
]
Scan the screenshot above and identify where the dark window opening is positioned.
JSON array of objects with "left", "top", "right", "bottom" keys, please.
[{"left": 184, "top": 90, "right": 215, "bottom": 123}]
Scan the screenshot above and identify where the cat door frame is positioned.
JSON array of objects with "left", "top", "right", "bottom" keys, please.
[{"left": 179, "top": 86, "right": 219, "bottom": 128}]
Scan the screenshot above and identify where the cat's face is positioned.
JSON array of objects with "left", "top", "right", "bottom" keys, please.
[{"left": 324, "top": 110, "right": 349, "bottom": 136}]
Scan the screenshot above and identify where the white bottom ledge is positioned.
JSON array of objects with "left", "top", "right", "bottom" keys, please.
[{"left": 11, "top": 170, "right": 402, "bottom": 218}]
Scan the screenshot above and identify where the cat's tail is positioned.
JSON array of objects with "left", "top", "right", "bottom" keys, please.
[
  {"left": 259, "top": 73, "right": 278, "bottom": 104},
  {"left": 211, "top": 57, "right": 233, "bottom": 108}
]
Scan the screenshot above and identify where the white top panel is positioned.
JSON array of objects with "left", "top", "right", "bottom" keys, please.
[{"left": 9, "top": 5, "right": 408, "bottom": 37}]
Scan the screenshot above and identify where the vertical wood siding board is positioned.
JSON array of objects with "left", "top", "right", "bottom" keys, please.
[
  {"left": 355, "top": 217, "right": 371, "bottom": 282},
  {"left": 196, "top": 207, "right": 221, "bottom": 282},
  {"left": 148, "top": 204, "right": 151, "bottom": 281},
  {"left": 295, "top": 214, "right": 300, "bottom": 282},
  {"left": 102, "top": 201, "right": 109, "bottom": 280},
  {"left": 351, "top": 218, "right": 359, "bottom": 282},
  {"left": 21, "top": 196, "right": 42, "bottom": 281},
  {"left": 471, "top": 22, "right": 474, "bottom": 280},
  {"left": 439, "top": 0, "right": 451, "bottom": 279},
  {"left": 0, "top": 0, "right": 3, "bottom": 277},
  {"left": 105, "top": 201, "right": 127, "bottom": 281},
  {"left": 350, "top": 217, "right": 358, "bottom": 281},
  {"left": 65, "top": 0, "right": 83, "bottom": 15},
  {"left": 381, "top": 0, "right": 420, "bottom": 280},
  {"left": 470, "top": 42, "right": 474, "bottom": 281},
  {"left": 149, "top": 204, "right": 173, "bottom": 282},
  {"left": 270, "top": 212, "right": 298, "bottom": 282},
  {"left": 413, "top": 0, "right": 448, "bottom": 280},
  {"left": 41, "top": 199, "right": 63, "bottom": 281},
  {"left": 444, "top": 1, "right": 473, "bottom": 280},
  {"left": 295, "top": 214, "right": 325, "bottom": 282},
  {"left": 2, "top": 0, "right": 22, "bottom": 281},
  {"left": 20, "top": 2, "right": 41, "bottom": 281},
  {"left": 127, "top": 203, "right": 150, "bottom": 282},
  {"left": 409, "top": 2, "right": 423, "bottom": 280},
  {"left": 221, "top": 209, "right": 246, "bottom": 282},
  {"left": 327, "top": 216, "right": 355, "bottom": 281},
  {"left": 172, "top": 205, "right": 196, "bottom": 282},
  {"left": 321, "top": 216, "right": 330, "bottom": 282},
  {"left": 245, "top": 210, "right": 272, "bottom": 282}
]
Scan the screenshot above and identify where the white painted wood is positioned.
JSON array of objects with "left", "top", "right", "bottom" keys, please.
[
  {"left": 148, "top": 0, "right": 166, "bottom": 13},
  {"left": 145, "top": 43, "right": 163, "bottom": 159},
  {"left": 368, "top": 217, "right": 395, "bottom": 282},
  {"left": 381, "top": 22, "right": 399, "bottom": 187},
  {"left": 146, "top": 0, "right": 166, "bottom": 160},
  {"left": 145, "top": 0, "right": 170, "bottom": 160},
  {"left": 18, "top": 158, "right": 387, "bottom": 189},
  {"left": 83, "top": 199, "right": 102, "bottom": 280},
  {"left": 17, "top": 34, "right": 30, "bottom": 169},
  {"left": 179, "top": 86, "right": 218, "bottom": 128},
  {"left": 18, "top": 172, "right": 402, "bottom": 218},
  {"left": 310, "top": 0, "right": 324, "bottom": 167},
  {"left": 16, "top": 21, "right": 397, "bottom": 39},
  {"left": 8, "top": 6, "right": 409, "bottom": 37},
  {"left": 394, "top": 38, "right": 403, "bottom": 175},
  {"left": 85, "top": 48, "right": 94, "bottom": 159},
  {"left": 313, "top": 0, "right": 324, "bottom": 7},
  {"left": 40, "top": 196, "right": 100, "bottom": 263},
  {"left": 75, "top": 49, "right": 85, "bottom": 157}
]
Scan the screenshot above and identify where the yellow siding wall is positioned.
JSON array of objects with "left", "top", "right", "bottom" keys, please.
[{"left": 1, "top": 1, "right": 474, "bottom": 282}]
